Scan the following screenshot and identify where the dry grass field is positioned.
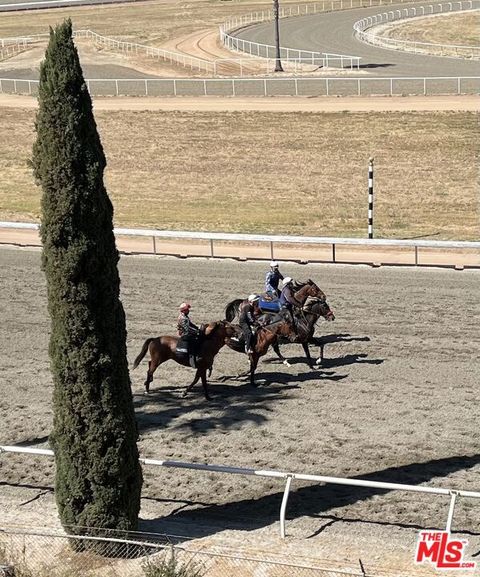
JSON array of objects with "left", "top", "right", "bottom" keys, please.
[
  {"left": 0, "top": 107, "right": 478, "bottom": 239},
  {"left": 0, "top": 0, "right": 284, "bottom": 43},
  {"left": 384, "top": 12, "right": 480, "bottom": 47},
  {"left": 1, "top": 249, "right": 480, "bottom": 572}
]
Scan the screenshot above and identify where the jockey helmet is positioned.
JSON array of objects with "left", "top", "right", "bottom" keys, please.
[
  {"left": 282, "top": 277, "right": 293, "bottom": 288},
  {"left": 248, "top": 294, "right": 260, "bottom": 303},
  {"left": 179, "top": 302, "right": 191, "bottom": 312},
  {"left": 270, "top": 260, "right": 279, "bottom": 268}
]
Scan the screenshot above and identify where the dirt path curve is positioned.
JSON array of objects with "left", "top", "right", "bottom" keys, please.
[{"left": 0, "top": 93, "right": 478, "bottom": 111}]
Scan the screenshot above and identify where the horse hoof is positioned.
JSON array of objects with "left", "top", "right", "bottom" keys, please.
[
  {"left": 283, "top": 360, "right": 291, "bottom": 367},
  {"left": 144, "top": 390, "right": 150, "bottom": 396}
]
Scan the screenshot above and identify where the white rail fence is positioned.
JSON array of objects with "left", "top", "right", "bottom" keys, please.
[
  {"left": 1, "top": 75, "right": 479, "bottom": 97},
  {"left": 221, "top": 5, "right": 361, "bottom": 70},
  {"left": 1, "top": 444, "right": 480, "bottom": 538},
  {"left": 354, "top": 1, "right": 480, "bottom": 59},
  {"left": 219, "top": 0, "right": 441, "bottom": 68},
  {"left": 1, "top": 221, "right": 480, "bottom": 267}
]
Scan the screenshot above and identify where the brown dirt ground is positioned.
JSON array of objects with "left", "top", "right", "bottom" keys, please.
[{"left": 1, "top": 247, "right": 480, "bottom": 575}]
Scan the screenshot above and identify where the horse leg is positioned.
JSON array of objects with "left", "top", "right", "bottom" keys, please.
[
  {"left": 183, "top": 369, "right": 201, "bottom": 398},
  {"left": 144, "top": 360, "right": 155, "bottom": 394},
  {"left": 273, "top": 342, "right": 291, "bottom": 368},
  {"left": 249, "top": 353, "right": 259, "bottom": 387},
  {"left": 316, "top": 342, "right": 325, "bottom": 366},
  {"left": 200, "top": 370, "right": 212, "bottom": 401},
  {"left": 302, "top": 342, "right": 316, "bottom": 369}
]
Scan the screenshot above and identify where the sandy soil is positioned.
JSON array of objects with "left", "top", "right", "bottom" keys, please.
[
  {"left": 1, "top": 92, "right": 478, "bottom": 112},
  {"left": 1, "top": 247, "right": 479, "bottom": 575}
]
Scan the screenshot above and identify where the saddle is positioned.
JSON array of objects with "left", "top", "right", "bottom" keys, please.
[
  {"left": 259, "top": 297, "right": 281, "bottom": 313},
  {"left": 176, "top": 336, "right": 202, "bottom": 368}
]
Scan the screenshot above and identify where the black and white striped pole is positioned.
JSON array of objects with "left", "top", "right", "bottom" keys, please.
[{"left": 368, "top": 157, "right": 374, "bottom": 239}]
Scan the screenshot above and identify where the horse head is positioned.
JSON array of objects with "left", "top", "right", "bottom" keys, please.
[
  {"left": 306, "top": 297, "right": 335, "bottom": 321},
  {"left": 306, "top": 279, "right": 327, "bottom": 300}
]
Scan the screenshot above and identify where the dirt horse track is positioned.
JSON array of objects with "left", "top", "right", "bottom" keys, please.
[{"left": 1, "top": 247, "right": 479, "bottom": 574}]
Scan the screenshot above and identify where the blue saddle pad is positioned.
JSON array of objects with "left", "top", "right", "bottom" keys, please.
[{"left": 259, "top": 298, "right": 281, "bottom": 313}]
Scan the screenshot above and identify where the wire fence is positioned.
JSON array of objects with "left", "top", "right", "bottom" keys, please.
[{"left": 0, "top": 526, "right": 365, "bottom": 577}]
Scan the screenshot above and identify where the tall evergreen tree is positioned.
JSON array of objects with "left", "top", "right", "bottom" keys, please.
[{"left": 32, "top": 20, "right": 142, "bottom": 536}]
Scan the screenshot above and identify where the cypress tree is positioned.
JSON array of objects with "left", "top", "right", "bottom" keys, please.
[{"left": 32, "top": 20, "right": 142, "bottom": 537}]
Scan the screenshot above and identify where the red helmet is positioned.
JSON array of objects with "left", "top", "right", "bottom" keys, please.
[{"left": 179, "top": 302, "right": 191, "bottom": 313}]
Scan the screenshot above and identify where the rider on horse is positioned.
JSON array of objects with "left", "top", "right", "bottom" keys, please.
[
  {"left": 279, "top": 277, "right": 303, "bottom": 328},
  {"left": 239, "top": 294, "right": 261, "bottom": 354},
  {"left": 265, "top": 261, "right": 284, "bottom": 297},
  {"left": 177, "top": 303, "right": 203, "bottom": 360}
]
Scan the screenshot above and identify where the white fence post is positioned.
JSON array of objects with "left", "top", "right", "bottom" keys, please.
[{"left": 280, "top": 475, "right": 293, "bottom": 538}]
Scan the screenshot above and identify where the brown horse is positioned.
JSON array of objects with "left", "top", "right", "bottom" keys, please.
[
  {"left": 225, "top": 279, "right": 326, "bottom": 322},
  {"left": 132, "top": 320, "right": 236, "bottom": 400},
  {"left": 272, "top": 297, "right": 335, "bottom": 368},
  {"left": 226, "top": 312, "right": 296, "bottom": 386}
]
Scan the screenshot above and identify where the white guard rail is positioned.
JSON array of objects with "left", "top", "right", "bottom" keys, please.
[
  {"left": 1, "top": 221, "right": 480, "bottom": 267},
  {"left": 219, "top": 0, "right": 444, "bottom": 69},
  {"left": 354, "top": 1, "right": 480, "bottom": 59},
  {"left": 1, "top": 444, "right": 479, "bottom": 538},
  {"left": 2, "top": 76, "right": 479, "bottom": 97}
]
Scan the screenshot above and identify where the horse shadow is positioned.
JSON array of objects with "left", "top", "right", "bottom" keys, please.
[
  {"left": 321, "top": 353, "right": 384, "bottom": 369},
  {"left": 310, "top": 333, "right": 371, "bottom": 347},
  {"left": 140, "top": 453, "right": 480, "bottom": 539}
]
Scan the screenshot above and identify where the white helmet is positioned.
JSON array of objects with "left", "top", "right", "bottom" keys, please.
[
  {"left": 282, "top": 277, "right": 293, "bottom": 288},
  {"left": 270, "top": 260, "right": 279, "bottom": 268},
  {"left": 248, "top": 294, "right": 260, "bottom": 303}
]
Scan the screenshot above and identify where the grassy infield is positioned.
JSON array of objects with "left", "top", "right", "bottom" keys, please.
[{"left": 0, "top": 0, "right": 478, "bottom": 239}]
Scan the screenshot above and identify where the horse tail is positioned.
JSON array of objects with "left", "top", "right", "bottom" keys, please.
[
  {"left": 132, "top": 338, "right": 154, "bottom": 370},
  {"left": 225, "top": 299, "right": 243, "bottom": 322}
]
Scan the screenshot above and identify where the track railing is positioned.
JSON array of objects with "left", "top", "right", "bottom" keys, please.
[
  {"left": 1, "top": 75, "right": 479, "bottom": 97},
  {"left": 354, "top": 0, "right": 480, "bottom": 59},
  {"left": 1, "top": 221, "right": 479, "bottom": 268},
  {"left": 1, "top": 444, "right": 480, "bottom": 538},
  {"left": 220, "top": 1, "right": 363, "bottom": 70}
]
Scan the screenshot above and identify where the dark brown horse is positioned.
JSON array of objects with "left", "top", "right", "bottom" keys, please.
[
  {"left": 226, "top": 312, "right": 296, "bottom": 386},
  {"left": 225, "top": 279, "right": 327, "bottom": 323},
  {"left": 132, "top": 320, "right": 236, "bottom": 400},
  {"left": 272, "top": 297, "right": 335, "bottom": 368},
  {"left": 225, "top": 280, "right": 334, "bottom": 368}
]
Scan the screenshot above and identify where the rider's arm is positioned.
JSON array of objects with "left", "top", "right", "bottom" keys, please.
[{"left": 265, "top": 271, "right": 274, "bottom": 292}]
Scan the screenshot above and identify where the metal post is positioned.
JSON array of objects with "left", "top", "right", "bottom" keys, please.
[
  {"left": 210, "top": 239, "right": 214, "bottom": 258},
  {"left": 446, "top": 491, "right": 458, "bottom": 532},
  {"left": 332, "top": 243, "right": 336, "bottom": 263},
  {"left": 280, "top": 475, "right": 293, "bottom": 538},
  {"left": 270, "top": 241, "right": 274, "bottom": 259},
  {"left": 153, "top": 236, "right": 157, "bottom": 254},
  {"left": 273, "top": 0, "right": 284, "bottom": 72},
  {"left": 368, "top": 157, "right": 374, "bottom": 239}
]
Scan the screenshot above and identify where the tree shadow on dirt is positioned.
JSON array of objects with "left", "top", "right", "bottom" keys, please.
[
  {"left": 133, "top": 382, "right": 301, "bottom": 434},
  {"left": 141, "top": 453, "right": 480, "bottom": 538}
]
